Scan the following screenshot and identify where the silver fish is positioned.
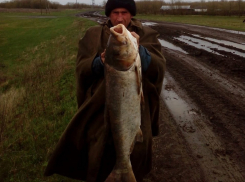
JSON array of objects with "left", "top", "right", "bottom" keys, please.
[{"left": 104, "top": 24, "right": 143, "bottom": 182}]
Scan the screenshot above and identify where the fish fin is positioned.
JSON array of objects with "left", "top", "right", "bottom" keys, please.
[
  {"left": 135, "top": 54, "right": 142, "bottom": 95},
  {"left": 129, "top": 128, "right": 143, "bottom": 153},
  {"left": 105, "top": 166, "right": 136, "bottom": 182},
  {"left": 130, "top": 141, "right": 135, "bottom": 154},
  {"left": 135, "top": 128, "right": 143, "bottom": 142},
  {"left": 140, "top": 86, "right": 144, "bottom": 104},
  {"left": 135, "top": 54, "right": 144, "bottom": 104},
  {"left": 135, "top": 65, "right": 141, "bottom": 95}
]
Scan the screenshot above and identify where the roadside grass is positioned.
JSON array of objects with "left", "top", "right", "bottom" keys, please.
[
  {"left": 0, "top": 9, "right": 97, "bottom": 182},
  {"left": 135, "top": 14, "right": 245, "bottom": 32}
]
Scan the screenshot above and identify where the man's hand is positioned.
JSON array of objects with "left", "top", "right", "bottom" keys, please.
[
  {"left": 100, "top": 49, "right": 106, "bottom": 63},
  {"left": 131, "top": 32, "right": 140, "bottom": 47}
]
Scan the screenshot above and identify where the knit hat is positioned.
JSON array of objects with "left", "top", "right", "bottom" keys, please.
[{"left": 105, "top": 0, "right": 136, "bottom": 17}]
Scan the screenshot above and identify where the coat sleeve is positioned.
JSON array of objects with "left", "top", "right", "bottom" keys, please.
[
  {"left": 76, "top": 26, "right": 102, "bottom": 108},
  {"left": 140, "top": 26, "right": 166, "bottom": 136}
]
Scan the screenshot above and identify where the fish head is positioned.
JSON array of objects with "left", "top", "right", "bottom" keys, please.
[{"left": 105, "top": 24, "right": 138, "bottom": 71}]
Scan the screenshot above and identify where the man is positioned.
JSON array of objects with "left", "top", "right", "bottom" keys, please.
[{"left": 44, "top": 0, "right": 166, "bottom": 181}]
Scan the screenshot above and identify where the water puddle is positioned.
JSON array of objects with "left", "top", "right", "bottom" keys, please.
[
  {"left": 189, "top": 24, "right": 245, "bottom": 36},
  {"left": 158, "top": 39, "right": 188, "bottom": 54},
  {"left": 93, "top": 12, "right": 104, "bottom": 17},
  {"left": 163, "top": 74, "right": 196, "bottom": 123},
  {"left": 192, "top": 34, "right": 245, "bottom": 51},
  {"left": 209, "top": 27, "right": 245, "bottom": 36},
  {"left": 175, "top": 35, "right": 245, "bottom": 58},
  {"left": 142, "top": 22, "right": 158, "bottom": 26}
]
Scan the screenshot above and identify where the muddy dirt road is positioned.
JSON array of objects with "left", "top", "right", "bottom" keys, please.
[{"left": 80, "top": 12, "right": 245, "bottom": 182}]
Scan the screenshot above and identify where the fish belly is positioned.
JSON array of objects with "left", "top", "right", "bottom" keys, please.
[{"left": 105, "top": 62, "right": 141, "bottom": 182}]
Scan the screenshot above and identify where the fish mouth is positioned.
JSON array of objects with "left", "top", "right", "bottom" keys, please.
[{"left": 110, "top": 24, "right": 125, "bottom": 36}]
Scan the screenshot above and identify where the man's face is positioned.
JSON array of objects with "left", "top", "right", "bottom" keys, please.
[{"left": 109, "top": 8, "right": 132, "bottom": 27}]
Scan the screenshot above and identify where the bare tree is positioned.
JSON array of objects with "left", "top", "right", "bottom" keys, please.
[
  {"left": 102, "top": 0, "right": 106, "bottom": 8},
  {"left": 201, "top": 0, "right": 205, "bottom": 12},
  {"left": 176, "top": 0, "right": 182, "bottom": 10},
  {"left": 46, "top": 0, "right": 50, "bottom": 14},
  {"left": 237, "top": 0, "right": 242, "bottom": 17},
  {"left": 171, "top": 0, "right": 175, "bottom": 14},
  {"left": 40, "top": 0, "right": 42, "bottom": 15},
  {"left": 229, "top": 0, "right": 233, "bottom": 16}
]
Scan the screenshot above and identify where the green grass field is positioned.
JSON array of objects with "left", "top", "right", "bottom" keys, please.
[
  {"left": 0, "top": 9, "right": 96, "bottom": 182},
  {"left": 0, "top": 9, "right": 244, "bottom": 182}
]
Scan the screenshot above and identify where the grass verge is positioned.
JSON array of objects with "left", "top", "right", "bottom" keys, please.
[{"left": 0, "top": 9, "right": 96, "bottom": 182}]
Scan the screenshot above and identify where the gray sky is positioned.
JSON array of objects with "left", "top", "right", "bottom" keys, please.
[{"left": 0, "top": 0, "right": 104, "bottom": 5}]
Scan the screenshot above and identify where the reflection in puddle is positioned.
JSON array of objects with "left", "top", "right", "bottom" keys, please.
[
  {"left": 189, "top": 24, "right": 245, "bottom": 36},
  {"left": 158, "top": 39, "right": 188, "bottom": 54},
  {"left": 142, "top": 22, "right": 158, "bottom": 26},
  {"left": 192, "top": 34, "right": 245, "bottom": 51},
  {"left": 163, "top": 76, "right": 196, "bottom": 122},
  {"left": 175, "top": 35, "right": 245, "bottom": 58},
  {"left": 162, "top": 72, "right": 243, "bottom": 180},
  {"left": 210, "top": 27, "right": 245, "bottom": 36}
]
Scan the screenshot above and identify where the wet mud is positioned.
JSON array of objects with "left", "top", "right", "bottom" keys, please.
[{"left": 79, "top": 12, "right": 245, "bottom": 182}]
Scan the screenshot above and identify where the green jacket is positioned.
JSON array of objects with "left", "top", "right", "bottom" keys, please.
[{"left": 44, "top": 18, "right": 166, "bottom": 182}]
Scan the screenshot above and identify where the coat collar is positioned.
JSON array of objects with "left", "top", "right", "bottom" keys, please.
[{"left": 130, "top": 18, "right": 143, "bottom": 30}]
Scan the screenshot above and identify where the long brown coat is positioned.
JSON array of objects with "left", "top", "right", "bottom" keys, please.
[{"left": 44, "top": 18, "right": 166, "bottom": 182}]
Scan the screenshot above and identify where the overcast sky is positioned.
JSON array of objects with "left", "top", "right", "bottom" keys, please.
[
  {"left": 0, "top": 0, "right": 104, "bottom": 5},
  {"left": 53, "top": 0, "right": 104, "bottom": 5},
  {"left": 0, "top": 0, "right": 214, "bottom": 5}
]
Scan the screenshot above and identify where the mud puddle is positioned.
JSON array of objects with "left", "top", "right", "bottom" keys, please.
[
  {"left": 163, "top": 72, "right": 197, "bottom": 123},
  {"left": 158, "top": 39, "right": 188, "bottom": 54},
  {"left": 191, "top": 34, "right": 245, "bottom": 51},
  {"left": 162, "top": 71, "right": 244, "bottom": 182},
  {"left": 208, "top": 27, "right": 245, "bottom": 36},
  {"left": 142, "top": 22, "right": 158, "bottom": 26},
  {"left": 163, "top": 48, "right": 245, "bottom": 107},
  {"left": 183, "top": 23, "right": 245, "bottom": 36},
  {"left": 175, "top": 35, "right": 245, "bottom": 58}
]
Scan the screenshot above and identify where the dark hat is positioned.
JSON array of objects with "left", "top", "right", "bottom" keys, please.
[{"left": 105, "top": 0, "right": 136, "bottom": 17}]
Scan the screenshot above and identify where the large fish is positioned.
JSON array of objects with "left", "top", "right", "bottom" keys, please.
[{"left": 104, "top": 24, "right": 144, "bottom": 182}]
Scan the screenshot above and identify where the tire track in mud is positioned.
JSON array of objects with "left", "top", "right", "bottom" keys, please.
[
  {"left": 162, "top": 71, "right": 244, "bottom": 182},
  {"left": 145, "top": 96, "right": 205, "bottom": 182},
  {"left": 161, "top": 48, "right": 245, "bottom": 181}
]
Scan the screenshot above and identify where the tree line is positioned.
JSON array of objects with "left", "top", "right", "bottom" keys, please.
[
  {"left": 0, "top": 0, "right": 59, "bottom": 9},
  {"left": 0, "top": 0, "right": 100, "bottom": 9}
]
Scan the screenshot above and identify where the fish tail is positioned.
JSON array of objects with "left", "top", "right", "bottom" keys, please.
[{"left": 104, "top": 167, "right": 137, "bottom": 182}]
